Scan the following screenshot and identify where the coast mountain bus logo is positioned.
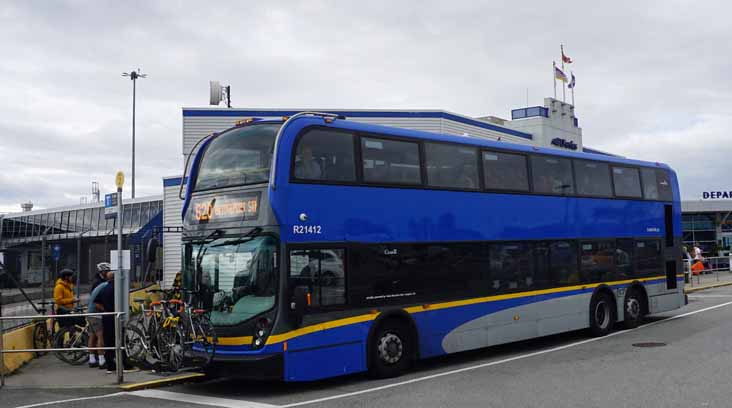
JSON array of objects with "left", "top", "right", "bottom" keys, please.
[{"left": 702, "top": 191, "right": 732, "bottom": 199}]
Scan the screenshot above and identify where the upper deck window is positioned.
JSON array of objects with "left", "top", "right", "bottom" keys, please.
[
  {"left": 361, "top": 137, "right": 422, "bottom": 185},
  {"left": 531, "top": 156, "right": 574, "bottom": 195},
  {"left": 482, "top": 151, "right": 529, "bottom": 192},
  {"left": 293, "top": 128, "right": 356, "bottom": 182},
  {"left": 640, "top": 168, "right": 659, "bottom": 200},
  {"left": 574, "top": 160, "right": 612, "bottom": 197},
  {"left": 194, "top": 124, "right": 280, "bottom": 192},
  {"left": 654, "top": 169, "right": 674, "bottom": 201},
  {"left": 425, "top": 143, "right": 479, "bottom": 190},
  {"left": 612, "top": 166, "right": 642, "bottom": 198}
]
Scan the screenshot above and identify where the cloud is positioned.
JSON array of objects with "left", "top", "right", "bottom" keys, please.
[{"left": 1, "top": 0, "right": 731, "bottom": 213}]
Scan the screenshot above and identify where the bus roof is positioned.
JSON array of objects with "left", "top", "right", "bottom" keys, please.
[{"left": 279, "top": 115, "right": 673, "bottom": 172}]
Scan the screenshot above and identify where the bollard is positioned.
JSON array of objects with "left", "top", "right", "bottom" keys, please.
[{"left": 115, "top": 313, "right": 123, "bottom": 384}]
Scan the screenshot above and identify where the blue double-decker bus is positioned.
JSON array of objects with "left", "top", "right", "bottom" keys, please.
[{"left": 180, "top": 112, "right": 685, "bottom": 381}]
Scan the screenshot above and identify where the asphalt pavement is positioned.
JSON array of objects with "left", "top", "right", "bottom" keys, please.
[{"left": 5, "top": 285, "right": 732, "bottom": 408}]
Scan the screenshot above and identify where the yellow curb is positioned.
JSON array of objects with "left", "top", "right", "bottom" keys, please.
[
  {"left": 685, "top": 281, "right": 732, "bottom": 294},
  {"left": 118, "top": 372, "right": 206, "bottom": 391}
]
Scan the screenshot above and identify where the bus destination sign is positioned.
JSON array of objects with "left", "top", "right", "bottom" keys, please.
[{"left": 187, "top": 192, "right": 260, "bottom": 224}]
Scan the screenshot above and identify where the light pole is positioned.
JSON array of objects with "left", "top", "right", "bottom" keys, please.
[{"left": 122, "top": 69, "right": 147, "bottom": 199}]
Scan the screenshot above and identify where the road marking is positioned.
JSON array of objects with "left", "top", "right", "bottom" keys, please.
[
  {"left": 130, "top": 390, "right": 279, "bottom": 408},
  {"left": 13, "top": 392, "right": 124, "bottom": 408},
  {"left": 687, "top": 294, "right": 732, "bottom": 298},
  {"left": 281, "top": 300, "right": 732, "bottom": 407},
  {"left": 16, "top": 300, "right": 732, "bottom": 408}
]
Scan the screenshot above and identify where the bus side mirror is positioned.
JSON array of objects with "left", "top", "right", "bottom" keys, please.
[{"left": 291, "top": 286, "right": 309, "bottom": 326}]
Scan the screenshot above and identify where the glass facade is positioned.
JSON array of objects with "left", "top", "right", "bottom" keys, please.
[
  {"left": 682, "top": 212, "right": 728, "bottom": 255},
  {"left": 1, "top": 200, "right": 163, "bottom": 241}
]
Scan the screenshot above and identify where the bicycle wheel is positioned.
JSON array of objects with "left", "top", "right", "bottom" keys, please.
[
  {"left": 157, "top": 326, "right": 184, "bottom": 372},
  {"left": 53, "top": 326, "right": 89, "bottom": 365},
  {"left": 189, "top": 314, "right": 217, "bottom": 368},
  {"left": 124, "top": 324, "right": 149, "bottom": 364},
  {"left": 33, "top": 322, "right": 50, "bottom": 356}
]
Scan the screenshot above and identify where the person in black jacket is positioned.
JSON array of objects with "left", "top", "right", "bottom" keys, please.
[
  {"left": 91, "top": 262, "right": 111, "bottom": 291},
  {"left": 94, "top": 271, "right": 116, "bottom": 371}
]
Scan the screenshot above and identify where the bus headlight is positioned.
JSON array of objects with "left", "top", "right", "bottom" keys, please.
[{"left": 252, "top": 317, "right": 271, "bottom": 349}]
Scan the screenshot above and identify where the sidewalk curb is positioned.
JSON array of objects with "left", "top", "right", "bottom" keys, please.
[
  {"left": 685, "top": 281, "right": 732, "bottom": 294},
  {"left": 118, "top": 372, "right": 206, "bottom": 391}
]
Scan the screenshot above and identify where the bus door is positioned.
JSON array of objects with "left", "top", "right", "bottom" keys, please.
[{"left": 664, "top": 204, "right": 678, "bottom": 290}]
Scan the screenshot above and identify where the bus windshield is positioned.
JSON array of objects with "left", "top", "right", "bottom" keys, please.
[
  {"left": 194, "top": 123, "right": 281, "bottom": 191},
  {"left": 184, "top": 235, "right": 278, "bottom": 326}
]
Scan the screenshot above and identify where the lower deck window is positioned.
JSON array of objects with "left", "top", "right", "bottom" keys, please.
[{"left": 289, "top": 249, "right": 346, "bottom": 306}]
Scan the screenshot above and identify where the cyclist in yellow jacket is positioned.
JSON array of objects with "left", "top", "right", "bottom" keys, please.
[{"left": 53, "top": 269, "right": 79, "bottom": 317}]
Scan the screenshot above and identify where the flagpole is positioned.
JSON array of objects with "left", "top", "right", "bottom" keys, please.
[
  {"left": 561, "top": 44, "right": 566, "bottom": 103},
  {"left": 571, "top": 73, "right": 575, "bottom": 106},
  {"left": 553, "top": 61, "right": 557, "bottom": 99}
]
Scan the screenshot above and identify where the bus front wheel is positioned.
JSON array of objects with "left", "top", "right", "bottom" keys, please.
[
  {"left": 622, "top": 288, "right": 645, "bottom": 329},
  {"left": 589, "top": 292, "right": 615, "bottom": 337},
  {"left": 369, "top": 319, "right": 412, "bottom": 378}
]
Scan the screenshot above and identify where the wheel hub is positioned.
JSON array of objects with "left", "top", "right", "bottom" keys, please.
[
  {"left": 626, "top": 298, "right": 641, "bottom": 319},
  {"left": 595, "top": 301, "right": 609, "bottom": 329},
  {"left": 378, "top": 333, "right": 403, "bottom": 364}
]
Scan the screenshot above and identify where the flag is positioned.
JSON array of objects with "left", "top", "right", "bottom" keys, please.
[
  {"left": 562, "top": 47, "right": 573, "bottom": 64},
  {"left": 554, "top": 66, "right": 568, "bottom": 82},
  {"left": 568, "top": 72, "right": 576, "bottom": 89}
]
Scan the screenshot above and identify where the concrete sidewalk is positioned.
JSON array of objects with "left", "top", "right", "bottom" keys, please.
[{"left": 2, "top": 353, "right": 204, "bottom": 390}]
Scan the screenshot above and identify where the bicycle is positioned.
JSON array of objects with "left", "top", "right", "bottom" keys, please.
[
  {"left": 124, "top": 288, "right": 217, "bottom": 372},
  {"left": 52, "top": 306, "right": 91, "bottom": 365},
  {"left": 124, "top": 288, "right": 180, "bottom": 368},
  {"left": 32, "top": 300, "right": 57, "bottom": 357},
  {"left": 155, "top": 291, "right": 217, "bottom": 372}
]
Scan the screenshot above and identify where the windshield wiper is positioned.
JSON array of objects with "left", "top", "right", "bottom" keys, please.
[
  {"left": 210, "top": 227, "right": 263, "bottom": 248},
  {"left": 195, "top": 229, "right": 223, "bottom": 272}
]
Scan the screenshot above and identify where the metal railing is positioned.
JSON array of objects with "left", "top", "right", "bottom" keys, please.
[
  {"left": 684, "top": 256, "right": 732, "bottom": 287},
  {"left": 0, "top": 311, "right": 126, "bottom": 387},
  {"left": 0, "top": 301, "right": 46, "bottom": 331}
]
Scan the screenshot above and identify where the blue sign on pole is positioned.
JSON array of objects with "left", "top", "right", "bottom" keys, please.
[
  {"left": 104, "top": 193, "right": 119, "bottom": 219},
  {"left": 52, "top": 244, "right": 61, "bottom": 262}
]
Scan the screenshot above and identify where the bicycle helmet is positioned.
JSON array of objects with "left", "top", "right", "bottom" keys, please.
[
  {"left": 59, "top": 268, "right": 74, "bottom": 278},
  {"left": 96, "top": 262, "right": 111, "bottom": 272}
]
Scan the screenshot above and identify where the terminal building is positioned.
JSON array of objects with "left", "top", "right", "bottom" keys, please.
[
  {"left": 681, "top": 200, "right": 732, "bottom": 256},
  {"left": 7, "top": 96, "right": 720, "bottom": 289},
  {"left": 0, "top": 196, "right": 163, "bottom": 287}
]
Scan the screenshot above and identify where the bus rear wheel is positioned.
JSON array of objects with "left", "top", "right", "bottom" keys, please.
[
  {"left": 622, "top": 288, "right": 645, "bottom": 329},
  {"left": 589, "top": 292, "right": 615, "bottom": 337},
  {"left": 369, "top": 319, "right": 412, "bottom": 378}
]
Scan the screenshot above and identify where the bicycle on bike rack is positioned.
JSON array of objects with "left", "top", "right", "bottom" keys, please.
[
  {"left": 125, "top": 288, "right": 217, "bottom": 372},
  {"left": 124, "top": 289, "right": 176, "bottom": 368}
]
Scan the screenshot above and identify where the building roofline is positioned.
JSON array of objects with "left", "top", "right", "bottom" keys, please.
[
  {"left": 681, "top": 200, "right": 732, "bottom": 213},
  {"left": 2, "top": 195, "right": 162, "bottom": 218},
  {"left": 181, "top": 108, "right": 534, "bottom": 140}
]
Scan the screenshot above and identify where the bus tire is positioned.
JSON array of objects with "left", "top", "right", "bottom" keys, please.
[
  {"left": 369, "top": 318, "right": 412, "bottom": 378},
  {"left": 622, "top": 287, "right": 645, "bottom": 329},
  {"left": 589, "top": 291, "right": 615, "bottom": 337}
]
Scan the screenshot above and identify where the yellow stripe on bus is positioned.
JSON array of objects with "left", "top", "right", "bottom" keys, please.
[
  {"left": 216, "top": 336, "right": 253, "bottom": 345},
  {"left": 216, "top": 275, "right": 670, "bottom": 347}
]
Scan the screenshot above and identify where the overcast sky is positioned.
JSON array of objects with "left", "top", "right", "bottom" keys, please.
[{"left": 1, "top": 1, "right": 730, "bottom": 213}]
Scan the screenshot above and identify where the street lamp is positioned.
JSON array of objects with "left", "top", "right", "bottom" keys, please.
[{"left": 122, "top": 69, "right": 147, "bottom": 199}]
